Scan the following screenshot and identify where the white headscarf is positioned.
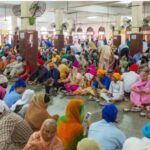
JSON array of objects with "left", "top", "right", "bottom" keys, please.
[
  {"left": 122, "top": 137, "right": 147, "bottom": 150},
  {"left": 10, "top": 89, "right": 35, "bottom": 112},
  {"left": 0, "top": 75, "right": 8, "bottom": 84},
  {"left": 0, "top": 101, "right": 9, "bottom": 112}
]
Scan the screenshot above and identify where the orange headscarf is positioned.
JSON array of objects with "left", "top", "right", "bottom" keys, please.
[
  {"left": 112, "top": 73, "right": 122, "bottom": 80},
  {"left": 57, "top": 99, "right": 84, "bottom": 150}
]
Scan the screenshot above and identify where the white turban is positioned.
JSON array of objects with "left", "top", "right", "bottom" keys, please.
[{"left": 0, "top": 75, "right": 8, "bottom": 84}]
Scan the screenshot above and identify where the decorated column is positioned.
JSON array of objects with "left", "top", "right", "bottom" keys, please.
[
  {"left": 54, "top": 9, "right": 64, "bottom": 51},
  {"left": 130, "top": 1, "right": 143, "bottom": 55},
  {"left": 113, "top": 15, "right": 121, "bottom": 47},
  {"left": 20, "top": 1, "right": 38, "bottom": 68}
]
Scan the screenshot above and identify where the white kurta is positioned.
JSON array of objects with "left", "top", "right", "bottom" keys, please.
[
  {"left": 122, "top": 71, "right": 140, "bottom": 93},
  {"left": 101, "top": 81, "right": 124, "bottom": 102}
]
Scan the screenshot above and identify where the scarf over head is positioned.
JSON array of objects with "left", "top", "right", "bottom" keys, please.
[
  {"left": 25, "top": 93, "right": 58, "bottom": 131},
  {"left": 77, "top": 138, "right": 100, "bottom": 150},
  {"left": 57, "top": 99, "right": 84, "bottom": 150},
  {"left": 102, "top": 104, "right": 118, "bottom": 122},
  {"left": 11, "top": 89, "right": 35, "bottom": 112}
]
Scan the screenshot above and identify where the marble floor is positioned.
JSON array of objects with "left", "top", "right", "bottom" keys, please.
[
  {"left": 29, "top": 83, "right": 149, "bottom": 138},
  {"left": 7, "top": 84, "right": 150, "bottom": 150},
  {"left": 11, "top": 83, "right": 150, "bottom": 139}
]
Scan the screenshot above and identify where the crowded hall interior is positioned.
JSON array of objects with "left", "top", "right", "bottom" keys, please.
[{"left": 0, "top": 0, "right": 150, "bottom": 149}]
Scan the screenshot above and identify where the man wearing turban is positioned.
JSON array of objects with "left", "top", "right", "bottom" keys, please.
[
  {"left": 100, "top": 73, "right": 124, "bottom": 103},
  {"left": 88, "top": 104, "right": 126, "bottom": 150},
  {"left": 28, "top": 59, "right": 48, "bottom": 84},
  {"left": 122, "top": 63, "right": 140, "bottom": 93}
]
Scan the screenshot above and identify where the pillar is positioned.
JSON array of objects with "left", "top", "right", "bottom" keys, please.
[
  {"left": 11, "top": 16, "right": 19, "bottom": 49},
  {"left": 130, "top": 1, "right": 143, "bottom": 56},
  {"left": 54, "top": 9, "right": 64, "bottom": 50},
  {"left": 113, "top": 15, "right": 121, "bottom": 47},
  {"left": 19, "top": 1, "right": 38, "bottom": 68},
  {"left": 68, "top": 19, "right": 73, "bottom": 44}
]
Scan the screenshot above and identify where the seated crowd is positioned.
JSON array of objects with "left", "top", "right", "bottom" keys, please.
[{"left": 0, "top": 40, "right": 150, "bottom": 150}]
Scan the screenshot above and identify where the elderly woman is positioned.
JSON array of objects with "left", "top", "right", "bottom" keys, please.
[
  {"left": 88, "top": 104, "right": 126, "bottom": 150},
  {"left": 0, "top": 75, "right": 8, "bottom": 100},
  {"left": 130, "top": 71, "right": 150, "bottom": 109},
  {"left": 99, "top": 45, "right": 112, "bottom": 70},
  {"left": 57, "top": 99, "right": 84, "bottom": 150},
  {"left": 25, "top": 93, "right": 59, "bottom": 131},
  {"left": 77, "top": 138, "right": 100, "bottom": 150},
  {"left": 10, "top": 89, "right": 35, "bottom": 117},
  {"left": 100, "top": 73, "right": 124, "bottom": 103},
  {"left": 23, "top": 119, "right": 64, "bottom": 150},
  {"left": 3, "top": 55, "right": 24, "bottom": 78}
]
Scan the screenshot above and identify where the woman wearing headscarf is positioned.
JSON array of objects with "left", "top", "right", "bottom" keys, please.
[
  {"left": 23, "top": 119, "right": 64, "bottom": 150},
  {"left": 77, "top": 138, "right": 100, "bottom": 150},
  {"left": 88, "top": 104, "right": 126, "bottom": 150},
  {"left": 4, "top": 78, "right": 26, "bottom": 108},
  {"left": 100, "top": 73, "right": 124, "bottom": 103},
  {"left": 0, "top": 75, "right": 8, "bottom": 100},
  {"left": 130, "top": 71, "right": 150, "bottom": 108},
  {"left": 64, "top": 61, "right": 81, "bottom": 92},
  {"left": 57, "top": 99, "right": 84, "bottom": 150},
  {"left": 25, "top": 93, "right": 59, "bottom": 131},
  {"left": 10, "top": 89, "right": 35, "bottom": 117},
  {"left": 99, "top": 45, "right": 112, "bottom": 71}
]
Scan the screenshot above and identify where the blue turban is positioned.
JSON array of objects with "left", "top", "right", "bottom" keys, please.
[
  {"left": 142, "top": 122, "right": 150, "bottom": 138},
  {"left": 102, "top": 104, "right": 118, "bottom": 122},
  {"left": 9, "top": 78, "right": 26, "bottom": 93}
]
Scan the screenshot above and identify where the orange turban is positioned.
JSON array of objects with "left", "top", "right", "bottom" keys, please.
[
  {"left": 97, "top": 68, "right": 105, "bottom": 76},
  {"left": 48, "top": 62, "right": 54, "bottom": 67},
  {"left": 53, "top": 52, "right": 57, "bottom": 57},
  {"left": 60, "top": 73, "right": 67, "bottom": 79},
  {"left": 112, "top": 73, "right": 122, "bottom": 80}
]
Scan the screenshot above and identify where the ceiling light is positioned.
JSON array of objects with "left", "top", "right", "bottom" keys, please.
[{"left": 87, "top": 16, "right": 97, "bottom": 19}]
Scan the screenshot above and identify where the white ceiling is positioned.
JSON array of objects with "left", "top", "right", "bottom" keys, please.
[{"left": 0, "top": 1, "right": 149, "bottom": 31}]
